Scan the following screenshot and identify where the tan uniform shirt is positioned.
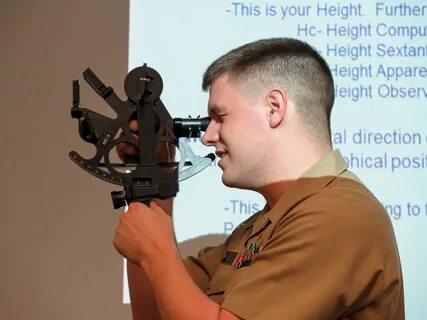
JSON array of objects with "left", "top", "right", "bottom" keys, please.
[{"left": 184, "top": 150, "right": 404, "bottom": 319}]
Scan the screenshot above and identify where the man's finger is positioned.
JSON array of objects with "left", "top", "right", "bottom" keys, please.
[
  {"left": 117, "top": 142, "right": 138, "bottom": 153},
  {"left": 129, "top": 201, "right": 150, "bottom": 213},
  {"left": 129, "top": 120, "right": 138, "bottom": 133},
  {"left": 116, "top": 142, "right": 139, "bottom": 161},
  {"left": 150, "top": 201, "right": 166, "bottom": 215}
]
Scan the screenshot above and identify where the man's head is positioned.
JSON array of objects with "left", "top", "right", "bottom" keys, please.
[
  {"left": 202, "top": 38, "right": 335, "bottom": 189},
  {"left": 203, "top": 38, "right": 334, "bottom": 143}
]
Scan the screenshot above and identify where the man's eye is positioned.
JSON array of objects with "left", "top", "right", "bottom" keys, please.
[{"left": 216, "top": 114, "right": 227, "bottom": 122}]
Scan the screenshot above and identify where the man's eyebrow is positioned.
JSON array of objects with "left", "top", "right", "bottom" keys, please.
[{"left": 208, "top": 105, "right": 226, "bottom": 117}]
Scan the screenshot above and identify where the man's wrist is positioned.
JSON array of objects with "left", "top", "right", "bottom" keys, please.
[{"left": 141, "top": 244, "right": 181, "bottom": 281}]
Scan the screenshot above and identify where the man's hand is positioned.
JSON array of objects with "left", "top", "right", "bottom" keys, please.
[
  {"left": 116, "top": 119, "right": 176, "bottom": 163},
  {"left": 113, "top": 201, "right": 176, "bottom": 267},
  {"left": 116, "top": 120, "right": 139, "bottom": 162}
]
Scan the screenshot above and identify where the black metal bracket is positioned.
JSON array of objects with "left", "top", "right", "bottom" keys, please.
[{"left": 69, "top": 64, "right": 212, "bottom": 208}]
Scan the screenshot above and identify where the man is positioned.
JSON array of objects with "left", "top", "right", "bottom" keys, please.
[{"left": 113, "top": 38, "right": 404, "bottom": 319}]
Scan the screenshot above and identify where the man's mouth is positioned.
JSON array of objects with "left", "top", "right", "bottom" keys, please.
[{"left": 215, "top": 150, "right": 228, "bottom": 159}]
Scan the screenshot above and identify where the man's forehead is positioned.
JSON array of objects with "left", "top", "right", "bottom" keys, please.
[{"left": 207, "top": 76, "right": 229, "bottom": 112}]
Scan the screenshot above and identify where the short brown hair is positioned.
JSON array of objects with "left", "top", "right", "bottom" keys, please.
[{"left": 202, "top": 38, "right": 335, "bottom": 144}]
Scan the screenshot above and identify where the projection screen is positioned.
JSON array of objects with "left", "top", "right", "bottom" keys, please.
[{"left": 125, "top": 1, "right": 426, "bottom": 318}]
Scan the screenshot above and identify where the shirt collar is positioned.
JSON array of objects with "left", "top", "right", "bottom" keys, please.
[{"left": 249, "top": 149, "right": 349, "bottom": 236}]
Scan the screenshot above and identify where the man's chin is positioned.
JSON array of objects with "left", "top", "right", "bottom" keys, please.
[
  {"left": 221, "top": 174, "right": 249, "bottom": 190},
  {"left": 221, "top": 173, "right": 234, "bottom": 188}
]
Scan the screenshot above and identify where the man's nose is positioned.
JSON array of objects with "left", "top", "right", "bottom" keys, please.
[{"left": 202, "top": 120, "right": 219, "bottom": 146}]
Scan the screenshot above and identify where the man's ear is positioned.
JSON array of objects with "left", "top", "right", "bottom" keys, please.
[{"left": 266, "top": 89, "right": 286, "bottom": 128}]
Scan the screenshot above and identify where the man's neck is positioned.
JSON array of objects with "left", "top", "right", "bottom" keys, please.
[
  {"left": 255, "top": 180, "right": 296, "bottom": 209},
  {"left": 255, "top": 145, "right": 332, "bottom": 208}
]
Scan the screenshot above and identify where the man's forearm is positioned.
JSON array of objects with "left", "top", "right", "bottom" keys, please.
[
  {"left": 127, "top": 198, "right": 174, "bottom": 320},
  {"left": 128, "top": 261, "right": 162, "bottom": 320},
  {"left": 118, "top": 198, "right": 240, "bottom": 320},
  {"left": 142, "top": 249, "right": 221, "bottom": 320}
]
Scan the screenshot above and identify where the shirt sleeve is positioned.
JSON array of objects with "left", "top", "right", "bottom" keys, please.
[
  {"left": 221, "top": 194, "right": 399, "bottom": 319},
  {"left": 183, "top": 242, "right": 227, "bottom": 293}
]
